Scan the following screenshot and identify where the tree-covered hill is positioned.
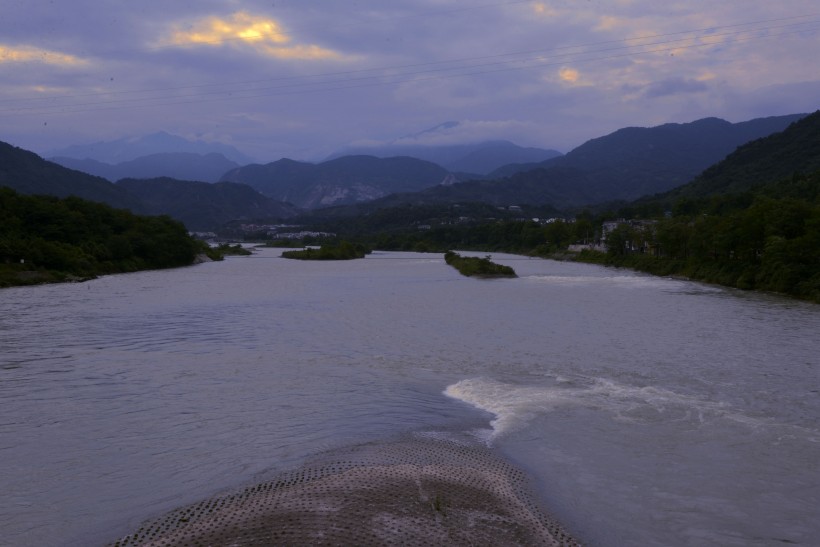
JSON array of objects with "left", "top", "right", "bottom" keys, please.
[
  {"left": 586, "top": 113, "right": 820, "bottom": 302},
  {"left": 653, "top": 111, "right": 820, "bottom": 201},
  {"left": 0, "top": 188, "right": 207, "bottom": 287},
  {"left": 477, "top": 114, "right": 807, "bottom": 203},
  {"left": 0, "top": 141, "right": 141, "bottom": 211},
  {"left": 117, "top": 177, "right": 300, "bottom": 231}
]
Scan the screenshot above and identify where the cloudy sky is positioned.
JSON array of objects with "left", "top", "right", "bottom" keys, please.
[{"left": 1, "top": 0, "right": 818, "bottom": 161}]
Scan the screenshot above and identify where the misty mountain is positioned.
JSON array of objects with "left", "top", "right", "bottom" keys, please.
[
  {"left": 328, "top": 140, "right": 561, "bottom": 176},
  {"left": 221, "top": 155, "right": 452, "bottom": 209},
  {"left": 117, "top": 178, "right": 299, "bottom": 231},
  {"left": 1, "top": 140, "right": 298, "bottom": 231},
  {"left": 488, "top": 114, "right": 807, "bottom": 201},
  {"left": 47, "top": 131, "right": 255, "bottom": 165},
  {"left": 50, "top": 152, "right": 240, "bottom": 183},
  {"left": 651, "top": 110, "right": 820, "bottom": 202},
  {"left": 0, "top": 140, "right": 141, "bottom": 211}
]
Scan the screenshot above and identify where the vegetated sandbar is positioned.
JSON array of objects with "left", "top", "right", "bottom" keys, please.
[{"left": 108, "top": 436, "right": 579, "bottom": 546}]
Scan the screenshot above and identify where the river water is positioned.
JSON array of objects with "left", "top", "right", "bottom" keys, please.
[{"left": 1, "top": 249, "right": 818, "bottom": 546}]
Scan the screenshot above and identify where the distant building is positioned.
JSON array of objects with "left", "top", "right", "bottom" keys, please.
[{"left": 272, "top": 231, "right": 335, "bottom": 240}]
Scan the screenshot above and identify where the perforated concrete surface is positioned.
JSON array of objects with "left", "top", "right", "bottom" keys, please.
[{"left": 109, "top": 436, "right": 579, "bottom": 546}]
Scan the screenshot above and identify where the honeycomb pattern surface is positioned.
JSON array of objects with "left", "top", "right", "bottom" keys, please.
[{"left": 109, "top": 437, "right": 579, "bottom": 546}]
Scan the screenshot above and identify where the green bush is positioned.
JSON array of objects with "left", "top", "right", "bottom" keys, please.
[{"left": 444, "top": 251, "right": 516, "bottom": 277}]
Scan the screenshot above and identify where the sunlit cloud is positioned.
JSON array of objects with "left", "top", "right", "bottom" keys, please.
[
  {"left": 31, "top": 85, "right": 72, "bottom": 93},
  {"left": 532, "top": 2, "right": 559, "bottom": 17},
  {"left": 559, "top": 67, "right": 581, "bottom": 84},
  {"left": 595, "top": 15, "right": 623, "bottom": 32},
  {"left": 168, "top": 11, "right": 344, "bottom": 60},
  {"left": 0, "top": 44, "right": 86, "bottom": 66}
]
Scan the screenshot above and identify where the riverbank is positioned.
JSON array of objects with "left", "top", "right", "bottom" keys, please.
[
  {"left": 108, "top": 436, "right": 578, "bottom": 546},
  {"left": 0, "top": 252, "right": 219, "bottom": 289},
  {"left": 567, "top": 249, "right": 820, "bottom": 303}
]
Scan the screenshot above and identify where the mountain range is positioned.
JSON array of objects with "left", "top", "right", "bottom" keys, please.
[
  {"left": 654, "top": 111, "right": 820, "bottom": 202},
  {"left": 220, "top": 155, "right": 454, "bottom": 209},
  {"left": 117, "top": 178, "right": 298, "bottom": 231},
  {"left": 328, "top": 138, "right": 562, "bottom": 176},
  {"left": 343, "top": 113, "right": 807, "bottom": 212},
  {"left": 0, "top": 141, "right": 140, "bottom": 211},
  {"left": 0, "top": 142, "right": 296, "bottom": 230},
  {"left": 46, "top": 131, "right": 255, "bottom": 165},
  {"left": 50, "top": 153, "right": 240, "bottom": 184},
  {"left": 3, "top": 111, "right": 815, "bottom": 232}
]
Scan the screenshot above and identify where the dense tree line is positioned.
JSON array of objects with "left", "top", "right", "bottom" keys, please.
[
  {"left": 334, "top": 171, "right": 819, "bottom": 301},
  {"left": 361, "top": 216, "right": 591, "bottom": 255},
  {"left": 584, "top": 171, "right": 820, "bottom": 301},
  {"left": 0, "top": 188, "right": 209, "bottom": 287}
]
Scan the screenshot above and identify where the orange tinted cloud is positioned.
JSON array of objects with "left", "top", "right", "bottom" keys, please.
[
  {"left": 0, "top": 44, "right": 86, "bottom": 66},
  {"left": 559, "top": 67, "right": 581, "bottom": 84},
  {"left": 169, "top": 12, "right": 343, "bottom": 60}
]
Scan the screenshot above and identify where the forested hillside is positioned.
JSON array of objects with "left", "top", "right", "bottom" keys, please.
[
  {"left": 316, "top": 114, "right": 805, "bottom": 212},
  {"left": 586, "top": 113, "right": 820, "bottom": 301},
  {"left": 592, "top": 172, "right": 820, "bottom": 301},
  {"left": 654, "top": 111, "right": 820, "bottom": 201},
  {"left": 117, "top": 177, "right": 299, "bottom": 231},
  {"left": 0, "top": 188, "right": 206, "bottom": 287},
  {"left": 1, "top": 141, "right": 297, "bottom": 231},
  {"left": 0, "top": 141, "right": 141, "bottom": 211}
]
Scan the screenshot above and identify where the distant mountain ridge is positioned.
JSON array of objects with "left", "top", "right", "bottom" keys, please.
[
  {"left": 354, "top": 113, "right": 808, "bottom": 210},
  {"left": 221, "top": 155, "right": 453, "bottom": 209},
  {"left": 4, "top": 112, "right": 811, "bottom": 232},
  {"left": 117, "top": 178, "right": 299, "bottom": 231},
  {"left": 47, "top": 131, "right": 255, "bottom": 165},
  {"left": 50, "top": 152, "right": 240, "bottom": 183},
  {"left": 328, "top": 138, "right": 562, "bottom": 175},
  {"left": 651, "top": 110, "right": 820, "bottom": 202},
  {"left": 0, "top": 141, "right": 141, "bottom": 211},
  {"left": 0, "top": 140, "right": 297, "bottom": 231},
  {"left": 491, "top": 114, "right": 807, "bottom": 189}
]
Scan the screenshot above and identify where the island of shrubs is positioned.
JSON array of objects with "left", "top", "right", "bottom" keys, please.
[
  {"left": 213, "top": 243, "right": 252, "bottom": 256},
  {"left": 444, "top": 251, "right": 517, "bottom": 278},
  {"left": 281, "top": 241, "right": 369, "bottom": 260}
]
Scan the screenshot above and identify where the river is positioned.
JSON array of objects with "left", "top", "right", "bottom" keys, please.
[{"left": 1, "top": 249, "right": 818, "bottom": 546}]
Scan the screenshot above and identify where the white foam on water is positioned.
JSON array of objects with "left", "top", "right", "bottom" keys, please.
[
  {"left": 444, "top": 376, "right": 782, "bottom": 441},
  {"left": 444, "top": 378, "right": 575, "bottom": 440},
  {"left": 523, "top": 274, "right": 708, "bottom": 292}
]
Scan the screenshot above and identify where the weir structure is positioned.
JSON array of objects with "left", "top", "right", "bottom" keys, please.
[{"left": 108, "top": 436, "right": 579, "bottom": 546}]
